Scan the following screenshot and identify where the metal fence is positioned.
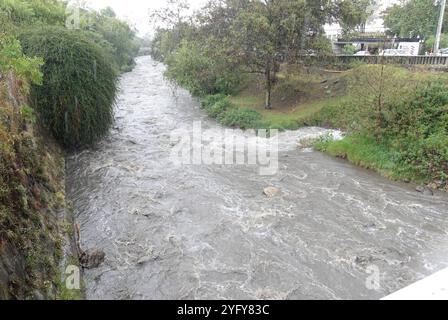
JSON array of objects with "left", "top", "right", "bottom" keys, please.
[{"left": 298, "top": 55, "right": 448, "bottom": 67}]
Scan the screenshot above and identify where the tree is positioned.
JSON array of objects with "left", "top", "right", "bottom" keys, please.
[
  {"left": 229, "top": 0, "right": 332, "bottom": 109},
  {"left": 383, "top": 0, "right": 446, "bottom": 39},
  {"left": 150, "top": 0, "right": 341, "bottom": 109},
  {"left": 101, "top": 6, "right": 116, "bottom": 18},
  {"left": 149, "top": 0, "right": 191, "bottom": 29},
  {"left": 335, "top": 0, "right": 378, "bottom": 34}
]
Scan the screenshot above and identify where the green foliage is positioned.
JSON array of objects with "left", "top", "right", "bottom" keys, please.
[
  {"left": 425, "top": 34, "right": 448, "bottom": 51},
  {"left": 20, "top": 104, "right": 37, "bottom": 124},
  {"left": 152, "top": 0, "right": 339, "bottom": 108},
  {"left": 205, "top": 98, "right": 233, "bottom": 118},
  {"left": 84, "top": 10, "right": 140, "bottom": 72},
  {"left": 304, "top": 98, "right": 359, "bottom": 130},
  {"left": 0, "top": 1, "right": 140, "bottom": 72},
  {"left": 343, "top": 44, "right": 358, "bottom": 55},
  {"left": 314, "top": 134, "right": 403, "bottom": 178},
  {"left": 383, "top": 0, "right": 445, "bottom": 38},
  {"left": 0, "top": 0, "right": 66, "bottom": 28},
  {"left": 217, "top": 107, "right": 262, "bottom": 129},
  {"left": 389, "top": 83, "right": 448, "bottom": 183},
  {"left": 335, "top": 0, "right": 378, "bottom": 33},
  {"left": 201, "top": 94, "right": 227, "bottom": 109},
  {"left": 312, "top": 68, "right": 448, "bottom": 187},
  {"left": 165, "top": 40, "right": 245, "bottom": 96},
  {"left": 0, "top": 36, "right": 43, "bottom": 92},
  {"left": 201, "top": 94, "right": 262, "bottom": 129},
  {"left": 150, "top": 25, "right": 193, "bottom": 62},
  {"left": 19, "top": 27, "right": 118, "bottom": 148}
]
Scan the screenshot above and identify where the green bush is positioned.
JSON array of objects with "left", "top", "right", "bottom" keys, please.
[
  {"left": 0, "top": 0, "right": 66, "bottom": 28},
  {"left": 19, "top": 27, "right": 118, "bottom": 148},
  {"left": 205, "top": 99, "right": 233, "bottom": 118},
  {"left": 201, "top": 94, "right": 262, "bottom": 129},
  {"left": 165, "top": 40, "right": 245, "bottom": 96},
  {"left": 315, "top": 81, "right": 448, "bottom": 187},
  {"left": 343, "top": 44, "right": 357, "bottom": 55},
  {"left": 201, "top": 94, "right": 227, "bottom": 109},
  {"left": 217, "top": 108, "right": 262, "bottom": 129},
  {"left": 390, "top": 83, "right": 448, "bottom": 185}
]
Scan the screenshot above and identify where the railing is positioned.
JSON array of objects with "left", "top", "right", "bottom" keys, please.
[{"left": 297, "top": 55, "right": 448, "bottom": 67}]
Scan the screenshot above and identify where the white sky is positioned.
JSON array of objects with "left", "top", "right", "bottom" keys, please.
[
  {"left": 87, "top": 0, "right": 207, "bottom": 36},
  {"left": 86, "top": 0, "right": 398, "bottom": 37}
]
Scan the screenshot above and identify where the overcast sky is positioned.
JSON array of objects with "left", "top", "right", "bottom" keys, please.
[
  {"left": 87, "top": 0, "right": 207, "bottom": 36},
  {"left": 86, "top": 0, "right": 399, "bottom": 36}
]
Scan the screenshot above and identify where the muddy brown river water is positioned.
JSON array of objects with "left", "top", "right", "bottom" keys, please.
[{"left": 67, "top": 56, "right": 448, "bottom": 300}]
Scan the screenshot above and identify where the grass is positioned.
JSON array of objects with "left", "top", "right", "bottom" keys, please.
[
  {"left": 315, "top": 134, "right": 399, "bottom": 176},
  {"left": 228, "top": 67, "right": 350, "bottom": 130},
  {"left": 313, "top": 134, "right": 430, "bottom": 184},
  {"left": 229, "top": 93, "right": 348, "bottom": 130},
  {"left": 227, "top": 65, "right": 448, "bottom": 189}
]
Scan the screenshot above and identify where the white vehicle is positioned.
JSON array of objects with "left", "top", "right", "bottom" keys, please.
[
  {"left": 354, "top": 50, "right": 371, "bottom": 56},
  {"left": 438, "top": 48, "right": 448, "bottom": 56},
  {"left": 381, "top": 49, "right": 411, "bottom": 56}
]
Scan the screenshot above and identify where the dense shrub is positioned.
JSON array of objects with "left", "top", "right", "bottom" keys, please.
[
  {"left": 19, "top": 27, "right": 118, "bottom": 148},
  {"left": 304, "top": 98, "right": 361, "bottom": 131},
  {"left": 165, "top": 40, "right": 245, "bottom": 96},
  {"left": 87, "top": 12, "right": 140, "bottom": 72},
  {"left": 201, "top": 94, "right": 227, "bottom": 109},
  {"left": 217, "top": 107, "right": 262, "bottom": 129},
  {"left": 1, "top": 1, "right": 140, "bottom": 72},
  {"left": 204, "top": 98, "right": 232, "bottom": 118},
  {"left": 201, "top": 94, "right": 262, "bottom": 129},
  {"left": 390, "top": 84, "right": 448, "bottom": 185},
  {"left": 313, "top": 78, "right": 448, "bottom": 187},
  {"left": 0, "top": 0, "right": 66, "bottom": 28}
]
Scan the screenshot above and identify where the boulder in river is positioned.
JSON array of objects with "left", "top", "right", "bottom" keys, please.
[
  {"left": 79, "top": 249, "right": 106, "bottom": 269},
  {"left": 263, "top": 187, "right": 280, "bottom": 198}
]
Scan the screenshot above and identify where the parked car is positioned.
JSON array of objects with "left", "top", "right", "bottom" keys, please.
[
  {"left": 438, "top": 48, "right": 448, "bottom": 56},
  {"left": 354, "top": 50, "right": 371, "bottom": 56}
]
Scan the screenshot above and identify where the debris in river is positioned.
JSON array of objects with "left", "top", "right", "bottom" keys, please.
[
  {"left": 263, "top": 187, "right": 280, "bottom": 198},
  {"left": 79, "top": 249, "right": 106, "bottom": 269},
  {"left": 416, "top": 186, "right": 434, "bottom": 196},
  {"left": 75, "top": 224, "right": 106, "bottom": 269}
]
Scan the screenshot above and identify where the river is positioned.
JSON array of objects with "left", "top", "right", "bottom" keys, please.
[{"left": 66, "top": 56, "right": 448, "bottom": 300}]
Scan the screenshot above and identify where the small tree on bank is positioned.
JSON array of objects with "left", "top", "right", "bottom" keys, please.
[{"left": 229, "top": 0, "right": 333, "bottom": 109}]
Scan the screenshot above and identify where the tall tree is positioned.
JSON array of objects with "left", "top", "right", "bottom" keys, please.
[
  {"left": 335, "top": 0, "right": 378, "bottom": 33},
  {"left": 383, "top": 0, "right": 446, "bottom": 39}
]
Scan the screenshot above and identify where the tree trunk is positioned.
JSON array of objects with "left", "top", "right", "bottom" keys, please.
[{"left": 265, "top": 58, "right": 272, "bottom": 110}]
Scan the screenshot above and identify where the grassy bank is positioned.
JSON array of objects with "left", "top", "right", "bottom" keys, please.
[
  {"left": 314, "top": 134, "right": 421, "bottom": 182},
  {"left": 200, "top": 65, "right": 448, "bottom": 190}
]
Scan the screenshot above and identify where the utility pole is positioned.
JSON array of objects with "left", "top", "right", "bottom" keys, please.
[{"left": 435, "top": 0, "right": 447, "bottom": 54}]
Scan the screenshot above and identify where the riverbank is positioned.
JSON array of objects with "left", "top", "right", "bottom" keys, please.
[
  {"left": 0, "top": 75, "right": 81, "bottom": 299},
  {"left": 212, "top": 65, "right": 448, "bottom": 192}
]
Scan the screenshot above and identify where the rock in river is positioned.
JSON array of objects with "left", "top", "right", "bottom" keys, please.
[
  {"left": 80, "top": 249, "right": 106, "bottom": 269},
  {"left": 263, "top": 187, "right": 280, "bottom": 198},
  {"left": 416, "top": 186, "right": 434, "bottom": 196}
]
